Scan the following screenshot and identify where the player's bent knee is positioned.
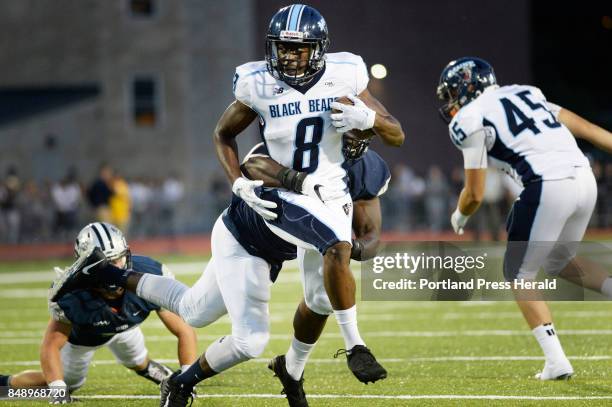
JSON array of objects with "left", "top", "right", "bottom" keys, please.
[
  {"left": 234, "top": 332, "right": 270, "bottom": 359},
  {"left": 324, "top": 241, "right": 351, "bottom": 264},
  {"left": 305, "top": 293, "right": 333, "bottom": 316}
]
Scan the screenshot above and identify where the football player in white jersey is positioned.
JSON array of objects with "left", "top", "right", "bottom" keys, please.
[
  {"left": 437, "top": 57, "right": 612, "bottom": 380},
  {"left": 214, "top": 3, "right": 403, "bottom": 386}
]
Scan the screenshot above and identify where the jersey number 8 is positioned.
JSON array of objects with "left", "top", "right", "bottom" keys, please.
[{"left": 292, "top": 117, "right": 324, "bottom": 173}]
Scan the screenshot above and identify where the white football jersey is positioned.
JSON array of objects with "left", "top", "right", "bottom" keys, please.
[
  {"left": 233, "top": 52, "right": 369, "bottom": 191},
  {"left": 449, "top": 84, "right": 589, "bottom": 184}
]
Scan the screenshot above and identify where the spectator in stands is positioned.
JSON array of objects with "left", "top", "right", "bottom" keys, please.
[
  {"left": 385, "top": 163, "right": 425, "bottom": 231},
  {"left": 424, "top": 165, "right": 450, "bottom": 232},
  {"left": 109, "top": 170, "right": 131, "bottom": 234},
  {"left": 129, "top": 177, "right": 153, "bottom": 238},
  {"left": 160, "top": 174, "right": 184, "bottom": 236},
  {"left": 87, "top": 163, "right": 113, "bottom": 223},
  {"left": 472, "top": 169, "right": 505, "bottom": 241},
  {"left": 19, "top": 180, "right": 53, "bottom": 242},
  {"left": 0, "top": 166, "right": 22, "bottom": 243},
  {"left": 51, "top": 167, "right": 82, "bottom": 239}
]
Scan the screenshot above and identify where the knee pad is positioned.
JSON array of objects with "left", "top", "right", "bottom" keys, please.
[
  {"left": 305, "top": 292, "right": 333, "bottom": 316},
  {"left": 233, "top": 331, "right": 270, "bottom": 359}
]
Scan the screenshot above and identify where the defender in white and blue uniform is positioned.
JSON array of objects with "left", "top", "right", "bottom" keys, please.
[{"left": 437, "top": 57, "right": 603, "bottom": 382}]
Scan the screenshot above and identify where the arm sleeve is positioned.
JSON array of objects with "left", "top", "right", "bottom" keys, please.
[
  {"left": 232, "top": 70, "right": 252, "bottom": 107},
  {"left": 355, "top": 56, "right": 369, "bottom": 94},
  {"left": 461, "top": 129, "right": 488, "bottom": 169}
]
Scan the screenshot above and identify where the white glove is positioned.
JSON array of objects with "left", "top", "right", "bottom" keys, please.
[
  {"left": 232, "top": 177, "right": 278, "bottom": 220},
  {"left": 48, "top": 380, "right": 71, "bottom": 404},
  {"left": 451, "top": 208, "right": 470, "bottom": 235},
  {"left": 330, "top": 94, "right": 376, "bottom": 133},
  {"left": 301, "top": 174, "right": 346, "bottom": 203}
]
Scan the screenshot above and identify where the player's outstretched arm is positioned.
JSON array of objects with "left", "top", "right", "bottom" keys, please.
[
  {"left": 157, "top": 309, "right": 198, "bottom": 367},
  {"left": 351, "top": 198, "right": 382, "bottom": 260},
  {"left": 558, "top": 107, "right": 612, "bottom": 153},
  {"left": 40, "top": 319, "right": 71, "bottom": 385},
  {"left": 358, "top": 89, "right": 405, "bottom": 147},
  {"left": 213, "top": 100, "right": 258, "bottom": 185}
]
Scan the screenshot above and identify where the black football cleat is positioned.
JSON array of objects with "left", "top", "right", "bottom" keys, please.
[
  {"left": 335, "top": 345, "right": 387, "bottom": 384},
  {"left": 268, "top": 355, "right": 308, "bottom": 407},
  {"left": 50, "top": 247, "right": 108, "bottom": 301},
  {"left": 159, "top": 370, "right": 194, "bottom": 407}
]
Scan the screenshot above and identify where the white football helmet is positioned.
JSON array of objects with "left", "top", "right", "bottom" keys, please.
[{"left": 74, "top": 222, "right": 131, "bottom": 268}]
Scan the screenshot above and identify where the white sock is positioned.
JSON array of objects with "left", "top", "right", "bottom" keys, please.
[
  {"left": 333, "top": 305, "right": 365, "bottom": 350},
  {"left": 135, "top": 273, "right": 188, "bottom": 314},
  {"left": 601, "top": 278, "right": 612, "bottom": 298},
  {"left": 532, "top": 323, "right": 568, "bottom": 364},
  {"left": 285, "top": 337, "right": 315, "bottom": 381}
]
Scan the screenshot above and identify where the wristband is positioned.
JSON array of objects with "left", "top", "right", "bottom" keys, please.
[
  {"left": 277, "top": 168, "right": 308, "bottom": 193},
  {"left": 350, "top": 239, "right": 363, "bottom": 261}
]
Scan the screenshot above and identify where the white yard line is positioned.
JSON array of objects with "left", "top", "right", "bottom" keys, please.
[
  {"left": 3, "top": 329, "right": 612, "bottom": 345},
  {"left": 1, "top": 355, "right": 611, "bottom": 367},
  {"left": 71, "top": 394, "right": 612, "bottom": 401}
]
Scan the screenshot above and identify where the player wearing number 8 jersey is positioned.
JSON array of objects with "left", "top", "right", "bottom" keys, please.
[
  {"left": 437, "top": 57, "right": 612, "bottom": 381},
  {"left": 214, "top": 4, "right": 404, "bottom": 394}
]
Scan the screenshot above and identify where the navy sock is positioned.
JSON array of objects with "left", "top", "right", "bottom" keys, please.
[
  {"left": 175, "top": 360, "right": 206, "bottom": 387},
  {"left": 0, "top": 375, "right": 10, "bottom": 387}
]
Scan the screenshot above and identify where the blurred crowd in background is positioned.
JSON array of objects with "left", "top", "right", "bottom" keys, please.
[
  {"left": 0, "top": 163, "right": 188, "bottom": 244},
  {"left": 2, "top": 156, "right": 612, "bottom": 244}
]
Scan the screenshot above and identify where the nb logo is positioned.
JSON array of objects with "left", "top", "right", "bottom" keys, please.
[{"left": 273, "top": 87, "right": 285, "bottom": 95}]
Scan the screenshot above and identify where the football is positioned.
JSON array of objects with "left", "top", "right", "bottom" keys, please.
[{"left": 332, "top": 96, "right": 376, "bottom": 140}]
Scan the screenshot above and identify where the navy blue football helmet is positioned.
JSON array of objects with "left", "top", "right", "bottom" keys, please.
[
  {"left": 265, "top": 4, "right": 329, "bottom": 86},
  {"left": 436, "top": 57, "right": 497, "bottom": 123}
]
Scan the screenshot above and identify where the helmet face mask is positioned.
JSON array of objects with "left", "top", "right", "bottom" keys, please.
[
  {"left": 342, "top": 132, "right": 371, "bottom": 161},
  {"left": 265, "top": 4, "right": 329, "bottom": 86},
  {"left": 436, "top": 57, "right": 497, "bottom": 123},
  {"left": 74, "top": 222, "right": 132, "bottom": 291}
]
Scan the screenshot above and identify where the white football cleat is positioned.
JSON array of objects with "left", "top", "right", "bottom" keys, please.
[{"left": 535, "top": 359, "right": 574, "bottom": 380}]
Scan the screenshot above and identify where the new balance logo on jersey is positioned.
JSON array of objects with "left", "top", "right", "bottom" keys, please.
[
  {"left": 273, "top": 86, "right": 285, "bottom": 95},
  {"left": 269, "top": 101, "right": 302, "bottom": 118}
]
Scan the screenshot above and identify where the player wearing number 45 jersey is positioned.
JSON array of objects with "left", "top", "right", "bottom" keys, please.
[
  {"left": 215, "top": 2, "right": 404, "bottom": 394},
  {"left": 437, "top": 57, "right": 612, "bottom": 381}
]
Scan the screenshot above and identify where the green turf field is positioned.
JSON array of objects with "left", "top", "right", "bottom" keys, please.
[{"left": 0, "top": 256, "right": 611, "bottom": 406}]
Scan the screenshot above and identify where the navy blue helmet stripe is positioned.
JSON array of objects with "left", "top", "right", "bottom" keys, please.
[
  {"left": 91, "top": 225, "right": 106, "bottom": 251},
  {"left": 99, "top": 223, "right": 115, "bottom": 250}
]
